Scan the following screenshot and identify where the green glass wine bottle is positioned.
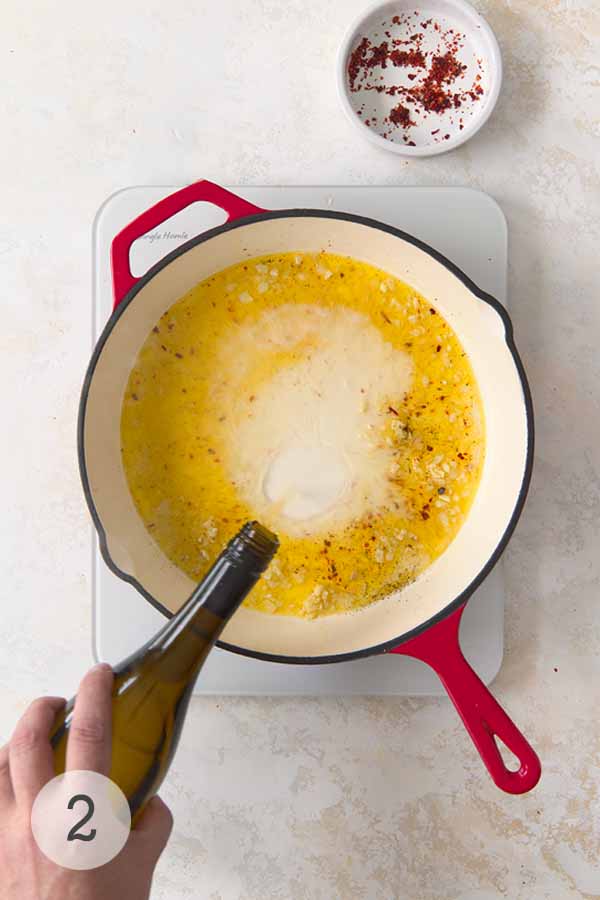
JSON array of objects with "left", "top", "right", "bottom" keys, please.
[{"left": 51, "top": 521, "right": 278, "bottom": 820}]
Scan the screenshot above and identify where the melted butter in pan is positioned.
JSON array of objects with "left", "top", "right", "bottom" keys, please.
[{"left": 121, "top": 252, "right": 484, "bottom": 619}]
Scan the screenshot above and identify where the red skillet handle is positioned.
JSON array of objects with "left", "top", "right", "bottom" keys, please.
[
  {"left": 110, "top": 180, "right": 266, "bottom": 308},
  {"left": 392, "top": 604, "right": 541, "bottom": 794}
]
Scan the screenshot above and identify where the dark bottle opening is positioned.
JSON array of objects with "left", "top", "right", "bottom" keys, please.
[{"left": 224, "top": 520, "right": 279, "bottom": 574}]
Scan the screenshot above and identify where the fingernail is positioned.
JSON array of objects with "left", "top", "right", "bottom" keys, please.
[{"left": 90, "top": 662, "right": 113, "bottom": 675}]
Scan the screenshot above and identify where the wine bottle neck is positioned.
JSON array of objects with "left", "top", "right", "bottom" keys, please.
[
  {"left": 146, "top": 554, "right": 262, "bottom": 655},
  {"left": 114, "top": 522, "right": 278, "bottom": 683}
]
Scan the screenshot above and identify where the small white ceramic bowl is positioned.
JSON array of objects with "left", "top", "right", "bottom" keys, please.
[{"left": 337, "top": 0, "right": 502, "bottom": 157}]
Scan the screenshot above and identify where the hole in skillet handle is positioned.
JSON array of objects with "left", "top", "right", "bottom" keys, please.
[
  {"left": 129, "top": 202, "right": 228, "bottom": 278},
  {"left": 494, "top": 737, "right": 522, "bottom": 774},
  {"left": 391, "top": 603, "right": 541, "bottom": 794},
  {"left": 110, "top": 180, "right": 266, "bottom": 308}
]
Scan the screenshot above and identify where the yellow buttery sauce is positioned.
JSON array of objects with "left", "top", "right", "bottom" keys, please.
[{"left": 121, "top": 252, "right": 484, "bottom": 618}]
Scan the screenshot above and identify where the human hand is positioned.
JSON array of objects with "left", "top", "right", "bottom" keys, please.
[{"left": 0, "top": 663, "right": 173, "bottom": 900}]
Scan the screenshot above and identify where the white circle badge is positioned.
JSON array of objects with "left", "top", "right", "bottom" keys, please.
[{"left": 31, "top": 771, "right": 131, "bottom": 870}]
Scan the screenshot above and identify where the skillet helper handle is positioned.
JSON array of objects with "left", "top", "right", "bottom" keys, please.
[
  {"left": 391, "top": 604, "right": 541, "bottom": 794},
  {"left": 110, "top": 180, "right": 266, "bottom": 307}
]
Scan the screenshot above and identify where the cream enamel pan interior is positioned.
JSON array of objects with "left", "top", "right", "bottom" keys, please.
[{"left": 81, "top": 211, "right": 532, "bottom": 662}]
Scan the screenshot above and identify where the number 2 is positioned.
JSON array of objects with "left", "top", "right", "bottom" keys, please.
[{"left": 67, "top": 794, "right": 97, "bottom": 842}]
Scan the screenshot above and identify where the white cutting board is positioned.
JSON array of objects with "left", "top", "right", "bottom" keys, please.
[{"left": 92, "top": 184, "right": 507, "bottom": 695}]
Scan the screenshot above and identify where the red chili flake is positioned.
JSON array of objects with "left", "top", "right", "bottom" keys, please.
[
  {"left": 367, "top": 40, "right": 389, "bottom": 71},
  {"left": 389, "top": 48, "right": 425, "bottom": 68},
  {"left": 436, "top": 344, "right": 442, "bottom": 352},
  {"left": 347, "top": 20, "right": 484, "bottom": 135},
  {"left": 131, "top": 392, "right": 138, "bottom": 401},
  {"left": 175, "top": 352, "right": 183, "bottom": 359},
  {"left": 389, "top": 103, "right": 414, "bottom": 127},
  {"left": 152, "top": 326, "right": 159, "bottom": 334},
  {"left": 429, "top": 52, "right": 467, "bottom": 84}
]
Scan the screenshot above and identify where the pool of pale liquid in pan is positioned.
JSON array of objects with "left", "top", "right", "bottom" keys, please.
[{"left": 121, "top": 251, "right": 484, "bottom": 619}]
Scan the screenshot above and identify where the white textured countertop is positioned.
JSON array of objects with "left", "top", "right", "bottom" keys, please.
[{"left": 1, "top": 1, "right": 598, "bottom": 897}]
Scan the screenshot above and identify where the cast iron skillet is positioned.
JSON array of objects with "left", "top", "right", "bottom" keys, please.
[{"left": 80, "top": 181, "right": 540, "bottom": 794}]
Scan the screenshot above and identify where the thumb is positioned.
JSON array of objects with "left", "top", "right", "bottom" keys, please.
[{"left": 132, "top": 795, "right": 174, "bottom": 863}]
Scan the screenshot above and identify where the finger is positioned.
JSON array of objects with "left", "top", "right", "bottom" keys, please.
[
  {"left": 66, "top": 663, "right": 113, "bottom": 775},
  {"left": 0, "top": 742, "right": 13, "bottom": 805},
  {"left": 9, "top": 696, "right": 66, "bottom": 806},
  {"left": 132, "top": 795, "right": 174, "bottom": 863}
]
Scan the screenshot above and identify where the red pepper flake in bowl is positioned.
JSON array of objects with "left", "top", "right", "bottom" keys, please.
[
  {"left": 389, "top": 102, "right": 414, "bottom": 127},
  {"left": 348, "top": 37, "right": 370, "bottom": 90},
  {"left": 346, "top": 8, "right": 488, "bottom": 147},
  {"left": 389, "top": 48, "right": 426, "bottom": 68}
]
